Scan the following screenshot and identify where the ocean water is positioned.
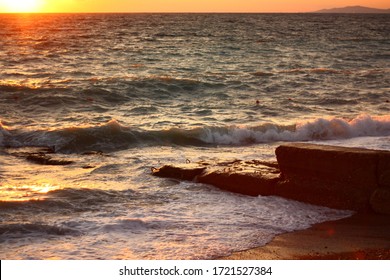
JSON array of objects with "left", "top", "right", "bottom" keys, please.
[{"left": 0, "top": 13, "right": 389, "bottom": 259}]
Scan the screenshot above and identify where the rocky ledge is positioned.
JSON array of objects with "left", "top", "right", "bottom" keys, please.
[{"left": 152, "top": 143, "right": 390, "bottom": 215}]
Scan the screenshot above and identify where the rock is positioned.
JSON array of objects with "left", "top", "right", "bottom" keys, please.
[
  {"left": 378, "top": 153, "right": 390, "bottom": 188},
  {"left": 152, "top": 160, "right": 280, "bottom": 196},
  {"left": 370, "top": 188, "right": 390, "bottom": 215},
  {"left": 198, "top": 170, "right": 279, "bottom": 196},
  {"left": 25, "top": 154, "right": 74, "bottom": 165},
  {"left": 82, "top": 151, "right": 105, "bottom": 156},
  {"left": 379, "top": 171, "right": 390, "bottom": 189},
  {"left": 8, "top": 147, "right": 74, "bottom": 166},
  {"left": 152, "top": 164, "right": 206, "bottom": 181},
  {"left": 275, "top": 143, "right": 383, "bottom": 191},
  {"left": 275, "top": 178, "right": 371, "bottom": 211},
  {"left": 152, "top": 143, "right": 390, "bottom": 214},
  {"left": 275, "top": 143, "right": 390, "bottom": 212}
]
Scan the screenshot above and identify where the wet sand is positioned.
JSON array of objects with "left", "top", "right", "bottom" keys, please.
[{"left": 221, "top": 213, "right": 390, "bottom": 260}]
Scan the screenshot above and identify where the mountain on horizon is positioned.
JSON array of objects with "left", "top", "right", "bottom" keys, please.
[{"left": 313, "top": 5, "right": 390, "bottom": 13}]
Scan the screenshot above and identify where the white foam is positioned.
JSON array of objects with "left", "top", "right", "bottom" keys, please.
[{"left": 200, "top": 114, "right": 390, "bottom": 145}]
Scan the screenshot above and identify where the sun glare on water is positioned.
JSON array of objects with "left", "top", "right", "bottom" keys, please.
[
  {"left": 0, "top": 0, "right": 43, "bottom": 13},
  {"left": 0, "top": 183, "right": 62, "bottom": 202}
]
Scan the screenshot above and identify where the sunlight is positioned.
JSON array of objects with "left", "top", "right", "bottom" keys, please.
[
  {"left": 0, "top": 183, "right": 61, "bottom": 202},
  {"left": 0, "top": 0, "right": 43, "bottom": 13}
]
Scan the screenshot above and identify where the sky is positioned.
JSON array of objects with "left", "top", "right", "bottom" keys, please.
[{"left": 0, "top": 0, "right": 389, "bottom": 13}]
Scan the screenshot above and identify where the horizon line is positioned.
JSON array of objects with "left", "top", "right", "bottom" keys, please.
[
  {"left": 1, "top": 4, "right": 389, "bottom": 14},
  {"left": 1, "top": 10, "right": 390, "bottom": 15}
]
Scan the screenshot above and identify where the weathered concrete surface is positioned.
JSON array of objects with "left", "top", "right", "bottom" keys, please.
[
  {"left": 370, "top": 188, "right": 390, "bottom": 215},
  {"left": 275, "top": 143, "right": 383, "bottom": 191},
  {"left": 152, "top": 143, "right": 390, "bottom": 214},
  {"left": 276, "top": 143, "right": 390, "bottom": 214},
  {"left": 378, "top": 153, "right": 390, "bottom": 188},
  {"left": 274, "top": 179, "right": 370, "bottom": 211}
]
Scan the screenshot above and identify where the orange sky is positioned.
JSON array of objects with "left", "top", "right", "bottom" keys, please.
[{"left": 0, "top": 0, "right": 389, "bottom": 13}]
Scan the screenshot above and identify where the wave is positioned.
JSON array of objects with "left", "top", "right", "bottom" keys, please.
[
  {"left": 0, "top": 120, "right": 206, "bottom": 153},
  {"left": 1, "top": 115, "right": 390, "bottom": 153},
  {"left": 279, "top": 68, "right": 348, "bottom": 75},
  {"left": 0, "top": 223, "right": 80, "bottom": 241},
  {"left": 0, "top": 75, "right": 226, "bottom": 110},
  {"left": 0, "top": 187, "right": 137, "bottom": 212},
  {"left": 276, "top": 68, "right": 390, "bottom": 76},
  {"left": 200, "top": 115, "right": 390, "bottom": 145},
  {"left": 101, "top": 218, "right": 162, "bottom": 233}
]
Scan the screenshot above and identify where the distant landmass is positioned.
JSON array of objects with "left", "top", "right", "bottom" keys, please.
[{"left": 313, "top": 6, "right": 390, "bottom": 13}]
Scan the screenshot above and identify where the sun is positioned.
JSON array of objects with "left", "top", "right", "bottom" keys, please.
[{"left": 0, "top": 0, "right": 43, "bottom": 13}]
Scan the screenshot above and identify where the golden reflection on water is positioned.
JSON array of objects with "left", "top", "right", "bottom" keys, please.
[
  {"left": 0, "top": 79, "right": 46, "bottom": 90},
  {"left": 0, "top": 183, "right": 62, "bottom": 202}
]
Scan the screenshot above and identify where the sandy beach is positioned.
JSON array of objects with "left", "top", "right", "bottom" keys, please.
[{"left": 221, "top": 212, "right": 390, "bottom": 260}]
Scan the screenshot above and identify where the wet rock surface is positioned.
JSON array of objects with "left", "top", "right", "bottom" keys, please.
[
  {"left": 6, "top": 147, "right": 109, "bottom": 167},
  {"left": 153, "top": 160, "right": 281, "bottom": 197},
  {"left": 9, "top": 147, "right": 75, "bottom": 166},
  {"left": 24, "top": 154, "right": 74, "bottom": 166},
  {"left": 152, "top": 143, "right": 390, "bottom": 214}
]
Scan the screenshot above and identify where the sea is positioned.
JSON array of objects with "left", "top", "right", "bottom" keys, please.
[{"left": 0, "top": 13, "right": 389, "bottom": 260}]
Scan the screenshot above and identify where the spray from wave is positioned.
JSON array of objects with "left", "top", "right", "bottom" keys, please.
[
  {"left": 201, "top": 114, "right": 390, "bottom": 145},
  {"left": 1, "top": 115, "right": 389, "bottom": 153}
]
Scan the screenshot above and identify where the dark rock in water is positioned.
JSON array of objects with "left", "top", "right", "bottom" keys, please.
[
  {"left": 8, "top": 146, "right": 74, "bottom": 166},
  {"left": 152, "top": 164, "right": 206, "bottom": 181},
  {"left": 34, "top": 146, "right": 56, "bottom": 154},
  {"left": 152, "top": 159, "right": 280, "bottom": 197},
  {"left": 25, "top": 154, "right": 74, "bottom": 165},
  {"left": 152, "top": 143, "right": 390, "bottom": 214},
  {"left": 81, "top": 151, "right": 105, "bottom": 156},
  {"left": 82, "top": 165, "right": 96, "bottom": 169},
  {"left": 197, "top": 160, "right": 280, "bottom": 196},
  {"left": 198, "top": 170, "right": 279, "bottom": 196}
]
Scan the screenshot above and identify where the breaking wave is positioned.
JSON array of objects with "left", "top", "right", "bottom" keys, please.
[
  {"left": 0, "top": 223, "right": 81, "bottom": 241},
  {"left": 200, "top": 114, "right": 390, "bottom": 145},
  {"left": 1, "top": 115, "right": 389, "bottom": 153},
  {"left": 0, "top": 187, "right": 137, "bottom": 212}
]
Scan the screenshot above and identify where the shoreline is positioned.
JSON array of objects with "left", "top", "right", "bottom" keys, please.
[
  {"left": 151, "top": 143, "right": 390, "bottom": 260},
  {"left": 220, "top": 212, "right": 390, "bottom": 260}
]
